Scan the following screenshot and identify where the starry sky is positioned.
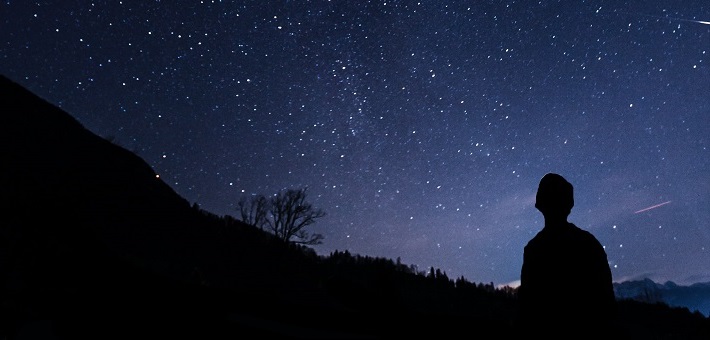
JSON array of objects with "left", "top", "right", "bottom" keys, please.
[{"left": 2, "top": 0, "right": 708, "bottom": 287}]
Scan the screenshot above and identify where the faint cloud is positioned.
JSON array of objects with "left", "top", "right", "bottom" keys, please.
[{"left": 498, "top": 279, "right": 520, "bottom": 289}]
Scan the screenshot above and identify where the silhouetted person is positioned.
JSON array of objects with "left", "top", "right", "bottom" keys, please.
[{"left": 518, "top": 173, "right": 617, "bottom": 337}]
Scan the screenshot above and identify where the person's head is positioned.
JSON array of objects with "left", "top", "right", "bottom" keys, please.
[{"left": 535, "top": 173, "right": 574, "bottom": 219}]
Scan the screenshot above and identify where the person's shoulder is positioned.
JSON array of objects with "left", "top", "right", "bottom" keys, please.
[
  {"left": 568, "top": 223, "right": 603, "bottom": 245},
  {"left": 524, "top": 229, "right": 548, "bottom": 249},
  {"left": 568, "top": 223, "right": 594, "bottom": 235}
]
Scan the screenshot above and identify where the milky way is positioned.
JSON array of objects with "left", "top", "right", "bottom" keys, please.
[{"left": 2, "top": 1, "right": 708, "bottom": 286}]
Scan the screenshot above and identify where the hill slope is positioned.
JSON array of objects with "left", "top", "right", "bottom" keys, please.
[{"left": 0, "top": 74, "right": 355, "bottom": 339}]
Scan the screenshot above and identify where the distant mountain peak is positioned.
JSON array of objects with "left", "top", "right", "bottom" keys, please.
[{"left": 614, "top": 279, "right": 710, "bottom": 317}]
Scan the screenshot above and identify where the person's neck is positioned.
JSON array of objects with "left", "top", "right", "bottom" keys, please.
[{"left": 543, "top": 216, "right": 568, "bottom": 229}]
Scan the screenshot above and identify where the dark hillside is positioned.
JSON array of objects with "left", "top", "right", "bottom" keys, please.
[{"left": 0, "top": 75, "right": 346, "bottom": 339}]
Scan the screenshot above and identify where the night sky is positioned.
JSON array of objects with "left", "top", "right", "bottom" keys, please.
[{"left": 2, "top": 1, "right": 708, "bottom": 287}]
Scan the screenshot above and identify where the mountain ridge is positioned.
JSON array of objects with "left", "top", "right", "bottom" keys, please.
[{"left": 614, "top": 278, "right": 710, "bottom": 317}]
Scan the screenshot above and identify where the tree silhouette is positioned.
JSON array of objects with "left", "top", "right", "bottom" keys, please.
[
  {"left": 268, "top": 187, "right": 326, "bottom": 245},
  {"left": 237, "top": 194, "right": 269, "bottom": 230},
  {"left": 238, "top": 187, "right": 326, "bottom": 245}
]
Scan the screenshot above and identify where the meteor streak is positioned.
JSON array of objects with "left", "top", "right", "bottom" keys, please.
[
  {"left": 634, "top": 201, "right": 672, "bottom": 214},
  {"left": 631, "top": 13, "right": 710, "bottom": 26},
  {"left": 669, "top": 18, "right": 710, "bottom": 25}
]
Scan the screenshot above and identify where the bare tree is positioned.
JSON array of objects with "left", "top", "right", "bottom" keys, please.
[
  {"left": 237, "top": 194, "right": 270, "bottom": 229},
  {"left": 237, "top": 187, "right": 326, "bottom": 245},
  {"left": 266, "top": 187, "right": 326, "bottom": 245}
]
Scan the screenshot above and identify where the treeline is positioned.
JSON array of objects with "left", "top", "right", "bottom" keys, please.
[{"left": 190, "top": 206, "right": 710, "bottom": 338}]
